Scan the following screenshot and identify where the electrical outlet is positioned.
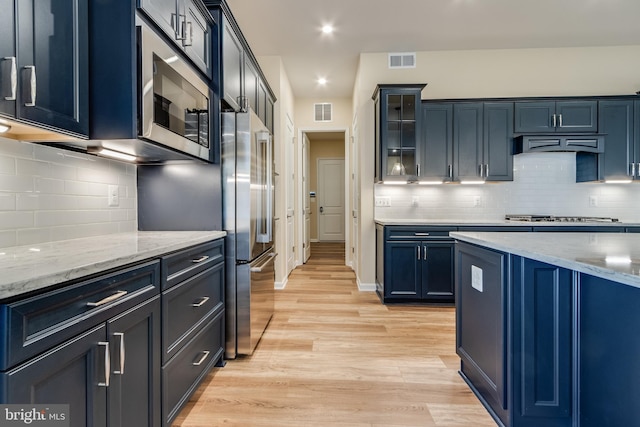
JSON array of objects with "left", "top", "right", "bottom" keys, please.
[
  {"left": 108, "top": 185, "right": 119, "bottom": 207},
  {"left": 473, "top": 196, "right": 482, "bottom": 207},
  {"left": 411, "top": 196, "right": 419, "bottom": 207},
  {"left": 589, "top": 195, "right": 598, "bottom": 207},
  {"left": 375, "top": 197, "right": 391, "bottom": 207}
]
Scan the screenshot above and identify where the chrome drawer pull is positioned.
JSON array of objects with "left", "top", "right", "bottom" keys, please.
[
  {"left": 191, "top": 296, "right": 210, "bottom": 307},
  {"left": 97, "top": 342, "right": 110, "bottom": 387},
  {"left": 191, "top": 255, "right": 210, "bottom": 263},
  {"left": 414, "top": 233, "right": 430, "bottom": 236},
  {"left": 113, "top": 332, "right": 125, "bottom": 375},
  {"left": 23, "top": 65, "right": 36, "bottom": 107},
  {"left": 2, "top": 57, "right": 16, "bottom": 100},
  {"left": 192, "top": 350, "right": 210, "bottom": 366},
  {"left": 87, "top": 290, "right": 128, "bottom": 307}
]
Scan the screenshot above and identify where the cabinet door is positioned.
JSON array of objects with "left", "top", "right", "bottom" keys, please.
[
  {"left": 16, "top": 0, "right": 89, "bottom": 136},
  {"left": 182, "top": 0, "right": 211, "bottom": 78},
  {"left": 512, "top": 257, "right": 572, "bottom": 425},
  {"left": 635, "top": 100, "right": 640, "bottom": 175},
  {"left": 0, "top": 0, "right": 16, "bottom": 117},
  {"left": 455, "top": 243, "right": 507, "bottom": 423},
  {"left": 266, "top": 93, "right": 274, "bottom": 133},
  {"left": 243, "top": 58, "right": 258, "bottom": 113},
  {"left": 483, "top": 102, "right": 514, "bottom": 181},
  {"left": 1, "top": 325, "right": 107, "bottom": 427},
  {"left": 515, "top": 101, "right": 556, "bottom": 133},
  {"left": 421, "top": 241, "right": 454, "bottom": 301},
  {"left": 384, "top": 241, "right": 421, "bottom": 300},
  {"left": 222, "top": 21, "right": 243, "bottom": 111},
  {"left": 598, "top": 100, "right": 634, "bottom": 181},
  {"left": 139, "top": 0, "right": 180, "bottom": 42},
  {"left": 421, "top": 103, "right": 453, "bottom": 182},
  {"left": 556, "top": 100, "right": 597, "bottom": 133},
  {"left": 107, "top": 297, "right": 161, "bottom": 427},
  {"left": 453, "top": 102, "right": 483, "bottom": 181},
  {"left": 257, "top": 80, "right": 267, "bottom": 125}
]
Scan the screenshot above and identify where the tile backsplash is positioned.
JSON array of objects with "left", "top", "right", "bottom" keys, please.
[
  {"left": 0, "top": 137, "right": 136, "bottom": 247},
  {"left": 375, "top": 152, "right": 640, "bottom": 223}
]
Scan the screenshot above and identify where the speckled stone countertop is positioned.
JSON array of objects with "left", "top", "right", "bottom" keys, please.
[
  {"left": 451, "top": 232, "right": 640, "bottom": 288},
  {"left": 375, "top": 218, "right": 639, "bottom": 227},
  {"left": 0, "top": 231, "right": 226, "bottom": 301}
]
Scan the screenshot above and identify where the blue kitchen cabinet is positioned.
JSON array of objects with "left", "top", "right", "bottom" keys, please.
[
  {"left": 578, "top": 274, "right": 640, "bottom": 427},
  {"left": 373, "top": 84, "right": 426, "bottom": 182},
  {"left": 139, "top": 0, "right": 213, "bottom": 78},
  {"left": 454, "top": 102, "right": 484, "bottom": 181},
  {"left": 421, "top": 103, "right": 454, "bottom": 181},
  {"left": 456, "top": 242, "right": 509, "bottom": 425},
  {"left": 511, "top": 257, "right": 572, "bottom": 427},
  {"left": 483, "top": 102, "right": 514, "bottom": 181},
  {"left": 515, "top": 100, "right": 597, "bottom": 133},
  {"left": 378, "top": 226, "right": 455, "bottom": 303},
  {"left": 0, "top": 0, "right": 89, "bottom": 136},
  {"left": 0, "top": 0, "right": 15, "bottom": 118}
]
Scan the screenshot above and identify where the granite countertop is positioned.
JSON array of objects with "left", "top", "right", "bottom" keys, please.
[
  {"left": 375, "top": 218, "right": 639, "bottom": 227},
  {"left": 451, "top": 231, "right": 640, "bottom": 288},
  {"left": 0, "top": 231, "right": 226, "bottom": 301}
]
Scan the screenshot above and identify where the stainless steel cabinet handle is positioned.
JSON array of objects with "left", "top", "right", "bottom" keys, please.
[
  {"left": 183, "top": 21, "right": 193, "bottom": 47},
  {"left": 1, "top": 57, "right": 16, "bottom": 100},
  {"left": 174, "top": 14, "right": 187, "bottom": 40},
  {"left": 448, "top": 164, "right": 452, "bottom": 179},
  {"left": 631, "top": 163, "right": 636, "bottom": 177},
  {"left": 552, "top": 114, "right": 557, "bottom": 128},
  {"left": 191, "top": 296, "right": 210, "bottom": 307},
  {"left": 97, "top": 342, "right": 110, "bottom": 387},
  {"left": 192, "top": 350, "right": 210, "bottom": 366},
  {"left": 414, "top": 233, "right": 430, "bottom": 236},
  {"left": 637, "top": 163, "right": 640, "bottom": 178},
  {"left": 417, "top": 246, "right": 420, "bottom": 260},
  {"left": 113, "top": 332, "right": 125, "bottom": 375},
  {"left": 191, "top": 255, "right": 210, "bottom": 263},
  {"left": 416, "top": 164, "right": 420, "bottom": 177},
  {"left": 558, "top": 114, "right": 563, "bottom": 128},
  {"left": 479, "top": 164, "right": 484, "bottom": 178},
  {"left": 87, "top": 290, "right": 128, "bottom": 307},
  {"left": 423, "top": 246, "right": 427, "bottom": 260},
  {"left": 23, "top": 65, "right": 36, "bottom": 107},
  {"left": 484, "top": 164, "right": 489, "bottom": 178}
]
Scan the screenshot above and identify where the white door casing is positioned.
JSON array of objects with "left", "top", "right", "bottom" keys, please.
[
  {"left": 303, "top": 134, "right": 311, "bottom": 262},
  {"left": 285, "top": 117, "right": 296, "bottom": 273},
  {"left": 318, "top": 158, "right": 345, "bottom": 241}
]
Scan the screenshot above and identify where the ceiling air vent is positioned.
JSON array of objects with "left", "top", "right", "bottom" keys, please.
[
  {"left": 314, "top": 103, "right": 332, "bottom": 122},
  {"left": 388, "top": 52, "right": 416, "bottom": 69}
]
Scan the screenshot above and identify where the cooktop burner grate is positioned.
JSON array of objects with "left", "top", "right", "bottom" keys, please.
[{"left": 505, "top": 215, "right": 619, "bottom": 223}]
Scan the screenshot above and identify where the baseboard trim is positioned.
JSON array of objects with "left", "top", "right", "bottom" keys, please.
[
  {"left": 275, "top": 277, "right": 288, "bottom": 290},
  {"left": 356, "top": 277, "right": 376, "bottom": 292}
]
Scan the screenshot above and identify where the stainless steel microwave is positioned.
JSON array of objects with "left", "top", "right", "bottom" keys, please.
[{"left": 138, "top": 22, "right": 211, "bottom": 161}]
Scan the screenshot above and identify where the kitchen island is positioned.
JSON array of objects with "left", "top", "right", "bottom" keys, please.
[{"left": 451, "top": 231, "right": 640, "bottom": 427}]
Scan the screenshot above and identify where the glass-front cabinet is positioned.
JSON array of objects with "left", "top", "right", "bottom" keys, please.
[{"left": 373, "top": 84, "right": 426, "bottom": 182}]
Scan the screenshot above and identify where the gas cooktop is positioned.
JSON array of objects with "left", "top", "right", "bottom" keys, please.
[{"left": 505, "top": 214, "right": 619, "bottom": 223}]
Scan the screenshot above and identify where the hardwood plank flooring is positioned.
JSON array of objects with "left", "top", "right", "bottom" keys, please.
[{"left": 173, "top": 242, "right": 495, "bottom": 426}]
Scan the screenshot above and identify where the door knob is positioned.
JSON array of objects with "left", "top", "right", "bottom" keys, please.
[{"left": 319, "top": 206, "right": 324, "bottom": 213}]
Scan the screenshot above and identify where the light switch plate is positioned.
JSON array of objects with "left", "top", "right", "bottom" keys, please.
[
  {"left": 108, "top": 185, "right": 119, "bottom": 207},
  {"left": 471, "top": 265, "right": 483, "bottom": 292},
  {"left": 375, "top": 197, "right": 391, "bottom": 207}
]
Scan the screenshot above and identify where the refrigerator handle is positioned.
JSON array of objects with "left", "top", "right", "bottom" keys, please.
[{"left": 266, "top": 132, "right": 274, "bottom": 243}]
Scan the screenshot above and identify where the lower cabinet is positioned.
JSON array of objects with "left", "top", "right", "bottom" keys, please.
[
  {"left": 377, "top": 225, "right": 455, "bottom": 304},
  {"left": 0, "top": 296, "right": 162, "bottom": 427}
]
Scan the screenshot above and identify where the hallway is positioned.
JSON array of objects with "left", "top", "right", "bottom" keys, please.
[{"left": 173, "top": 242, "right": 495, "bottom": 426}]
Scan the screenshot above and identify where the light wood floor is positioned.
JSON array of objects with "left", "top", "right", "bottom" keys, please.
[{"left": 173, "top": 242, "right": 496, "bottom": 426}]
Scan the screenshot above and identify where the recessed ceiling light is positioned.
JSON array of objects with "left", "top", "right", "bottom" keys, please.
[
  {"left": 317, "top": 78, "right": 327, "bottom": 85},
  {"left": 321, "top": 25, "right": 334, "bottom": 34}
]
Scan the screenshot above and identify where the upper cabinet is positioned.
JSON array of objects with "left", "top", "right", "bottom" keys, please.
[
  {"left": 421, "top": 101, "right": 513, "bottom": 183},
  {"left": 205, "top": 1, "right": 275, "bottom": 132},
  {"left": 139, "top": 0, "right": 213, "bottom": 77},
  {"left": 515, "top": 100, "right": 598, "bottom": 133},
  {"left": 373, "top": 84, "right": 426, "bottom": 182},
  {"left": 0, "top": 0, "right": 88, "bottom": 137}
]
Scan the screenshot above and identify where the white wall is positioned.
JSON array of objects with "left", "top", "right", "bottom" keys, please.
[
  {"left": 0, "top": 137, "right": 136, "bottom": 247},
  {"left": 353, "top": 45, "right": 640, "bottom": 287}
]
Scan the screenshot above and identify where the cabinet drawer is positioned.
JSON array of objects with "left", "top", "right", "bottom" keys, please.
[
  {"left": 162, "top": 310, "right": 224, "bottom": 425},
  {"left": 162, "top": 240, "right": 223, "bottom": 290},
  {"left": 0, "top": 260, "right": 160, "bottom": 370},
  {"left": 162, "top": 262, "right": 224, "bottom": 363},
  {"left": 386, "top": 226, "right": 456, "bottom": 240}
]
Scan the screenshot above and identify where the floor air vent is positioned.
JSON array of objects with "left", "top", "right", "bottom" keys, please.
[
  {"left": 388, "top": 53, "right": 416, "bottom": 69},
  {"left": 314, "top": 103, "right": 332, "bottom": 122}
]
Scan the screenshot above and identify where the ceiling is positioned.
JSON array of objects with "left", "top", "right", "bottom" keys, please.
[{"left": 225, "top": 0, "right": 640, "bottom": 99}]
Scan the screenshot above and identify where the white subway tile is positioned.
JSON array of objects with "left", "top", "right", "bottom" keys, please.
[
  {"left": 34, "top": 210, "right": 111, "bottom": 227},
  {"left": 0, "top": 138, "right": 34, "bottom": 159},
  {"left": 16, "top": 228, "right": 52, "bottom": 246},
  {"left": 16, "top": 158, "right": 53, "bottom": 178},
  {"left": 16, "top": 194, "right": 40, "bottom": 210},
  {"left": 50, "top": 222, "right": 120, "bottom": 241},
  {"left": 77, "top": 166, "right": 118, "bottom": 184},
  {"left": 110, "top": 210, "right": 128, "bottom": 221},
  {"left": 0, "top": 174, "right": 34, "bottom": 192},
  {"left": 34, "top": 177, "right": 65, "bottom": 194},
  {"left": 0, "top": 211, "right": 34, "bottom": 229},
  {"left": 0, "top": 230, "right": 17, "bottom": 248},
  {"left": 64, "top": 180, "right": 89, "bottom": 195},
  {"left": 0, "top": 155, "right": 16, "bottom": 175},
  {"left": 76, "top": 196, "right": 109, "bottom": 210},
  {"left": 0, "top": 194, "right": 15, "bottom": 210}
]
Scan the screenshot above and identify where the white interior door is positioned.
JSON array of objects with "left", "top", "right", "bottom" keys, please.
[
  {"left": 318, "top": 158, "right": 345, "bottom": 241},
  {"left": 303, "top": 135, "right": 311, "bottom": 262},
  {"left": 285, "top": 118, "right": 296, "bottom": 273}
]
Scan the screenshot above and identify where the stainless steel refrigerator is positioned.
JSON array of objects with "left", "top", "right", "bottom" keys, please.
[{"left": 222, "top": 109, "right": 275, "bottom": 358}]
